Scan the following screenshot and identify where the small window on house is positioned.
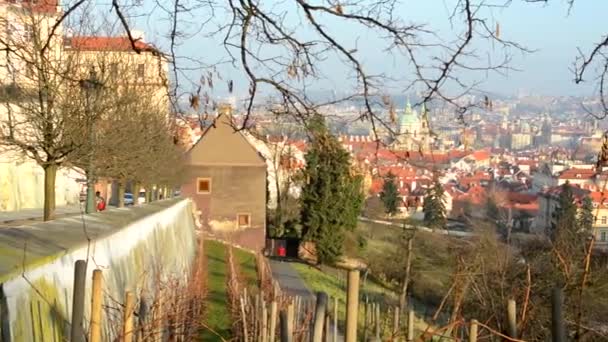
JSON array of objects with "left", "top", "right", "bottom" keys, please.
[
  {"left": 137, "top": 64, "right": 145, "bottom": 79},
  {"left": 24, "top": 24, "right": 33, "bottom": 41},
  {"left": 602, "top": 216, "right": 607, "bottom": 225},
  {"left": 197, "top": 178, "right": 211, "bottom": 194},
  {"left": 602, "top": 231, "right": 607, "bottom": 242},
  {"left": 237, "top": 213, "right": 251, "bottom": 228}
]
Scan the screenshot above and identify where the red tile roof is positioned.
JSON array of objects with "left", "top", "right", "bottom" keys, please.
[
  {"left": 454, "top": 185, "right": 488, "bottom": 205},
  {"left": 558, "top": 168, "right": 596, "bottom": 180},
  {"left": 4, "top": 0, "right": 58, "bottom": 13},
  {"left": 65, "top": 36, "right": 158, "bottom": 53},
  {"left": 472, "top": 149, "right": 491, "bottom": 161}
]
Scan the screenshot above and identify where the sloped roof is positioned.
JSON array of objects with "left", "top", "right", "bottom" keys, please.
[
  {"left": 65, "top": 36, "right": 159, "bottom": 53},
  {"left": 185, "top": 114, "right": 266, "bottom": 167},
  {"left": 4, "top": 0, "right": 58, "bottom": 14},
  {"left": 558, "top": 168, "right": 596, "bottom": 180}
]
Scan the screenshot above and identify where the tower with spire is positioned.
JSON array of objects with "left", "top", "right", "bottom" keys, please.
[{"left": 394, "top": 100, "right": 433, "bottom": 151}]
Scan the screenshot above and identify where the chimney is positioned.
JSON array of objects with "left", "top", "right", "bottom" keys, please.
[{"left": 411, "top": 180, "right": 417, "bottom": 191}]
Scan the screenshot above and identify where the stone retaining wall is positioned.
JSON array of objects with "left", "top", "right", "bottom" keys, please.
[{"left": 0, "top": 198, "right": 197, "bottom": 341}]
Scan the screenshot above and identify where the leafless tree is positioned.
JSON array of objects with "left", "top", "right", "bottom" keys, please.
[{"left": 0, "top": 8, "right": 87, "bottom": 220}]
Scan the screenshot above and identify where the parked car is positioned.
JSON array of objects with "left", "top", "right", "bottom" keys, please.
[
  {"left": 124, "top": 193, "right": 134, "bottom": 206},
  {"left": 138, "top": 191, "right": 146, "bottom": 204}
]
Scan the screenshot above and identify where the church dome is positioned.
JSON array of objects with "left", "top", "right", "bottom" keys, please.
[{"left": 399, "top": 101, "right": 420, "bottom": 127}]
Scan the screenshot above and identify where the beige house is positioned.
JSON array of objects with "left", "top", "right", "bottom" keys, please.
[
  {"left": 535, "top": 185, "right": 608, "bottom": 249},
  {"left": 0, "top": 0, "right": 83, "bottom": 210},
  {"left": 182, "top": 105, "right": 267, "bottom": 251},
  {"left": 0, "top": 0, "right": 62, "bottom": 86},
  {"left": 0, "top": 0, "right": 169, "bottom": 211},
  {"left": 63, "top": 35, "right": 170, "bottom": 112}
]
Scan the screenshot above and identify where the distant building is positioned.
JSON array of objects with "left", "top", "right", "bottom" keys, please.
[
  {"left": 0, "top": 0, "right": 83, "bottom": 211},
  {"left": 64, "top": 34, "right": 169, "bottom": 112},
  {"left": 511, "top": 132, "right": 532, "bottom": 150},
  {"left": 182, "top": 105, "right": 267, "bottom": 251},
  {"left": 535, "top": 185, "right": 608, "bottom": 248},
  {"left": 392, "top": 101, "right": 433, "bottom": 152},
  {"left": 556, "top": 167, "right": 597, "bottom": 187}
]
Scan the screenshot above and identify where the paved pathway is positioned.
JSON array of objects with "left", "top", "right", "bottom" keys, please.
[
  {"left": 0, "top": 205, "right": 82, "bottom": 225},
  {"left": 269, "top": 259, "right": 313, "bottom": 298},
  {"left": 359, "top": 216, "right": 475, "bottom": 237},
  {"left": 269, "top": 259, "right": 344, "bottom": 341}
]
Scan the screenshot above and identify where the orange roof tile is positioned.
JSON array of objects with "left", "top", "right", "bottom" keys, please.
[
  {"left": 472, "top": 149, "right": 491, "bottom": 161},
  {"left": 66, "top": 36, "right": 158, "bottom": 53},
  {"left": 4, "top": 0, "right": 58, "bottom": 13},
  {"left": 558, "top": 168, "right": 596, "bottom": 180}
]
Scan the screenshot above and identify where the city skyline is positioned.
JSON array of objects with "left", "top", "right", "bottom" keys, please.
[{"left": 132, "top": 0, "right": 608, "bottom": 98}]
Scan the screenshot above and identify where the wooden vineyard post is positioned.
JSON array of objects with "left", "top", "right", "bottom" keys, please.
[
  {"left": 89, "top": 269, "right": 103, "bottom": 342},
  {"left": 552, "top": 287, "right": 565, "bottom": 342},
  {"left": 345, "top": 269, "right": 360, "bottom": 342},
  {"left": 375, "top": 304, "right": 381, "bottom": 340},
  {"left": 313, "top": 292, "right": 328, "bottom": 342},
  {"left": 70, "top": 260, "right": 87, "bottom": 342},
  {"left": 280, "top": 309, "right": 293, "bottom": 342},
  {"left": 293, "top": 297, "right": 299, "bottom": 334},
  {"left": 325, "top": 297, "right": 331, "bottom": 342},
  {"left": 407, "top": 307, "right": 414, "bottom": 342},
  {"left": 241, "top": 296, "right": 249, "bottom": 342},
  {"left": 269, "top": 300, "right": 278, "bottom": 342},
  {"left": 262, "top": 301, "right": 268, "bottom": 342},
  {"left": 393, "top": 306, "right": 400, "bottom": 339},
  {"left": 507, "top": 299, "right": 517, "bottom": 339},
  {"left": 286, "top": 302, "right": 295, "bottom": 342},
  {"left": 123, "top": 291, "right": 135, "bottom": 342},
  {"left": 333, "top": 297, "right": 338, "bottom": 342},
  {"left": 469, "top": 319, "right": 478, "bottom": 342},
  {"left": 363, "top": 301, "right": 369, "bottom": 342}
]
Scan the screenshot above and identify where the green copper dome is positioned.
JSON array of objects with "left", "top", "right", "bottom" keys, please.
[{"left": 400, "top": 100, "right": 420, "bottom": 126}]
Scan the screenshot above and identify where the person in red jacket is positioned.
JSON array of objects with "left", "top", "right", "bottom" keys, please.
[
  {"left": 277, "top": 245, "right": 286, "bottom": 258},
  {"left": 95, "top": 191, "right": 106, "bottom": 212}
]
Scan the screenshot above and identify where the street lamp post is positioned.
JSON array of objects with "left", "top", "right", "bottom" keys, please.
[{"left": 79, "top": 69, "right": 102, "bottom": 214}]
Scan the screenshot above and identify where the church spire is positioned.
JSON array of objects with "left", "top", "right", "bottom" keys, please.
[{"left": 420, "top": 102, "right": 429, "bottom": 129}]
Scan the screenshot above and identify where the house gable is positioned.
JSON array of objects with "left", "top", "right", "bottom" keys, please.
[{"left": 186, "top": 114, "right": 266, "bottom": 167}]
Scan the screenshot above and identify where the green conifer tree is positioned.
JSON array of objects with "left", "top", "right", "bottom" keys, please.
[
  {"left": 553, "top": 182, "right": 578, "bottom": 239},
  {"left": 486, "top": 196, "right": 500, "bottom": 222},
  {"left": 578, "top": 196, "right": 594, "bottom": 235},
  {"left": 552, "top": 181, "right": 587, "bottom": 284},
  {"left": 300, "top": 115, "right": 364, "bottom": 264},
  {"left": 380, "top": 172, "right": 399, "bottom": 216},
  {"left": 423, "top": 178, "right": 447, "bottom": 229}
]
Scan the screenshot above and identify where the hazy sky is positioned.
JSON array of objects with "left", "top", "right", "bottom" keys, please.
[{"left": 134, "top": 0, "right": 608, "bottom": 97}]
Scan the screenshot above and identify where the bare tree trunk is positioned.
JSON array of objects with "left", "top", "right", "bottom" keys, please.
[
  {"left": 43, "top": 164, "right": 57, "bottom": 221},
  {"left": 145, "top": 185, "right": 152, "bottom": 203},
  {"left": 117, "top": 179, "right": 126, "bottom": 208},
  {"left": 275, "top": 171, "right": 282, "bottom": 232},
  {"left": 132, "top": 182, "right": 140, "bottom": 204},
  {"left": 400, "top": 237, "right": 413, "bottom": 311}
]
